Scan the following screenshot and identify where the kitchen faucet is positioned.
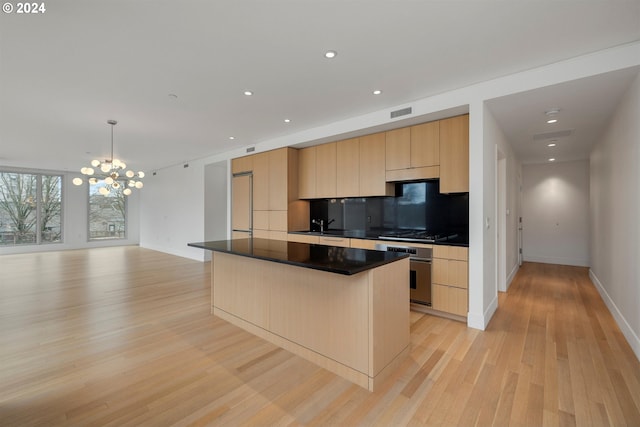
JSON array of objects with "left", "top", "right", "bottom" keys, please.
[{"left": 312, "top": 219, "right": 324, "bottom": 233}]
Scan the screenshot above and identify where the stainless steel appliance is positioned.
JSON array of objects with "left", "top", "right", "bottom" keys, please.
[{"left": 376, "top": 243, "right": 432, "bottom": 306}]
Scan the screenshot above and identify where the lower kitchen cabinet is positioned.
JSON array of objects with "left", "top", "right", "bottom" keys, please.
[
  {"left": 432, "top": 245, "right": 468, "bottom": 317},
  {"left": 432, "top": 284, "right": 467, "bottom": 317},
  {"left": 318, "top": 236, "right": 350, "bottom": 247}
]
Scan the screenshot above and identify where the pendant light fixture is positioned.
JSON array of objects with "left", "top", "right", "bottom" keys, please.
[{"left": 72, "top": 120, "right": 144, "bottom": 196}]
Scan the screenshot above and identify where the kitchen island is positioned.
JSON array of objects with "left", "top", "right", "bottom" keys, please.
[{"left": 188, "top": 238, "right": 410, "bottom": 391}]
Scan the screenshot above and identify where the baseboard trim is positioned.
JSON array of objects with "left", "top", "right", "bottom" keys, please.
[
  {"left": 467, "top": 294, "right": 499, "bottom": 331},
  {"left": 523, "top": 255, "right": 588, "bottom": 267},
  {"left": 589, "top": 269, "right": 640, "bottom": 362},
  {"left": 506, "top": 264, "right": 519, "bottom": 291}
]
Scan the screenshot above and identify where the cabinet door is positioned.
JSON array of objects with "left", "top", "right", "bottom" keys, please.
[
  {"left": 336, "top": 138, "right": 359, "bottom": 197},
  {"left": 411, "top": 121, "right": 439, "bottom": 168},
  {"left": 440, "top": 114, "right": 469, "bottom": 193},
  {"left": 252, "top": 152, "right": 269, "bottom": 210},
  {"left": 316, "top": 142, "right": 337, "bottom": 198},
  {"left": 231, "top": 174, "right": 251, "bottom": 232},
  {"left": 298, "top": 147, "right": 316, "bottom": 199},
  {"left": 432, "top": 284, "right": 467, "bottom": 316},
  {"left": 269, "top": 148, "right": 288, "bottom": 211},
  {"left": 385, "top": 127, "right": 411, "bottom": 171},
  {"left": 232, "top": 155, "right": 253, "bottom": 174},
  {"left": 360, "top": 133, "right": 394, "bottom": 197}
]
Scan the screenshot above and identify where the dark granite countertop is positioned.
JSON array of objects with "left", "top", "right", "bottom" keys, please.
[{"left": 188, "top": 238, "right": 408, "bottom": 276}]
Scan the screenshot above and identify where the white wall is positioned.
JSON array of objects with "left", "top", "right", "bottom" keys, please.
[
  {"left": 138, "top": 159, "right": 206, "bottom": 261},
  {"left": 521, "top": 160, "right": 590, "bottom": 267},
  {"left": 589, "top": 71, "right": 640, "bottom": 360},
  {"left": 484, "top": 107, "right": 522, "bottom": 290},
  {"left": 0, "top": 172, "right": 141, "bottom": 255}
]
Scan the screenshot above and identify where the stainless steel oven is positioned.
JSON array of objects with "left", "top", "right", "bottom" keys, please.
[{"left": 376, "top": 243, "right": 432, "bottom": 306}]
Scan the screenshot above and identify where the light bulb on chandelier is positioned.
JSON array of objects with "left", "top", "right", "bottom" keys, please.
[{"left": 73, "top": 120, "right": 144, "bottom": 196}]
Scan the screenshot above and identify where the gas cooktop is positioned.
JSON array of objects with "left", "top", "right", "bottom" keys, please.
[{"left": 378, "top": 230, "right": 458, "bottom": 244}]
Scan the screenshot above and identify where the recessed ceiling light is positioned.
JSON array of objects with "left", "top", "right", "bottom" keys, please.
[
  {"left": 548, "top": 158, "right": 556, "bottom": 162},
  {"left": 324, "top": 50, "right": 337, "bottom": 59},
  {"left": 229, "top": 136, "right": 235, "bottom": 140},
  {"left": 243, "top": 91, "right": 253, "bottom": 96},
  {"left": 547, "top": 143, "right": 557, "bottom": 147},
  {"left": 547, "top": 118, "right": 558, "bottom": 124},
  {"left": 373, "top": 90, "right": 382, "bottom": 95},
  {"left": 284, "top": 119, "right": 291, "bottom": 123}
]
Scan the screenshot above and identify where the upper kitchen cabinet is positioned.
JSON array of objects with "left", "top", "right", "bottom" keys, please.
[
  {"left": 316, "top": 142, "right": 337, "bottom": 198},
  {"left": 268, "top": 148, "right": 288, "bottom": 211},
  {"left": 411, "top": 121, "right": 440, "bottom": 168},
  {"left": 385, "top": 122, "right": 440, "bottom": 182},
  {"left": 231, "top": 155, "right": 253, "bottom": 174},
  {"left": 336, "top": 138, "right": 360, "bottom": 197},
  {"left": 298, "top": 146, "right": 316, "bottom": 199},
  {"left": 359, "top": 133, "right": 394, "bottom": 197},
  {"left": 439, "top": 114, "right": 469, "bottom": 193},
  {"left": 252, "top": 152, "right": 269, "bottom": 211},
  {"left": 385, "top": 127, "right": 411, "bottom": 170},
  {"left": 298, "top": 143, "right": 337, "bottom": 199}
]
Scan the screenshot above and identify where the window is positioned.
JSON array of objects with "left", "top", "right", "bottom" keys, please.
[
  {"left": 88, "top": 181, "right": 127, "bottom": 240},
  {"left": 0, "top": 172, "right": 62, "bottom": 246}
]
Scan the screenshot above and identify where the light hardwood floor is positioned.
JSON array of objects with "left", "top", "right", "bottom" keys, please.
[{"left": 1, "top": 247, "right": 639, "bottom": 426}]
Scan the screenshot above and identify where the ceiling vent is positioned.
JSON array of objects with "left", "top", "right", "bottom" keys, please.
[
  {"left": 533, "top": 129, "right": 573, "bottom": 141},
  {"left": 390, "top": 107, "right": 412, "bottom": 118},
  {"left": 246, "top": 146, "right": 255, "bottom": 153}
]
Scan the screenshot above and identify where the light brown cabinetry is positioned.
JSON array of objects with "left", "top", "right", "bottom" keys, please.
[
  {"left": 316, "top": 142, "right": 337, "bottom": 198},
  {"left": 298, "top": 143, "right": 338, "bottom": 199},
  {"left": 360, "top": 133, "right": 395, "bottom": 197},
  {"left": 439, "top": 114, "right": 469, "bottom": 193},
  {"left": 411, "top": 121, "right": 440, "bottom": 168},
  {"left": 231, "top": 155, "right": 253, "bottom": 174},
  {"left": 300, "top": 133, "right": 393, "bottom": 199},
  {"left": 298, "top": 147, "right": 316, "bottom": 199},
  {"left": 336, "top": 138, "right": 360, "bottom": 197},
  {"left": 252, "top": 152, "right": 269, "bottom": 211},
  {"left": 287, "top": 233, "right": 320, "bottom": 244},
  {"left": 385, "top": 122, "right": 440, "bottom": 182},
  {"left": 385, "top": 127, "right": 411, "bottom": 171},
  {"left": 431, "top": 245, "right": 468, "bottom": 317},
  {"left": 232, "top": 148, "right": 309, "bottom": 239},
  {"left": 318, "top": 236, "right": 350, "bottom": 247}
]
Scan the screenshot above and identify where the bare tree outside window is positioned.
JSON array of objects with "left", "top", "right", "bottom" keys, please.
[
  {"left": 89, "top": 182, "right": 126, "bottom": 240},
  {"left": 0, "top": 172, "right": 62, "bottom": 245}
]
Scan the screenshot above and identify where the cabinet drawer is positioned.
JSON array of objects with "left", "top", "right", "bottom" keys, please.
[
  {"left": 432, "top": 284, "right": 468, "bottom": 317},
  {"left": 349, "top": 239, "right": 379, "bottom": 250},
  {"left": 318, "top": 236, "right": 350, "bottom": 247},
  {"left": 288, "top": 233, "right": 320, "bottom": 244},
  {"left": 433, "top": 245, "right": 468, "bottom": 261}
]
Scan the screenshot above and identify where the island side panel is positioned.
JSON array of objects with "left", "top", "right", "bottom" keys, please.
[
  {"left": 212, "top": 252, "right": 270, "bottom": 329},
  {"left": 268, "top": 264, "right": 370, "bottom": 374},
  {"left": 369, "top": 257, "right": 410, "bottom": 377}
]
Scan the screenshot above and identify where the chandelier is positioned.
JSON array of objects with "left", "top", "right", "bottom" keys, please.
[{"left": 72, "top": 120, "right": 144, "bottom": 196}]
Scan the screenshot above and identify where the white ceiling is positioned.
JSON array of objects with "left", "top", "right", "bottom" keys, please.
[{"left": 1, "top": 1, "right": 639, "bottom": 172}]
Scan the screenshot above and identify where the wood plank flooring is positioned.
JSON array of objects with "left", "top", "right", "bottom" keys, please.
[{"left": 1, "top": 247, "right": 639, "bottom": 426}]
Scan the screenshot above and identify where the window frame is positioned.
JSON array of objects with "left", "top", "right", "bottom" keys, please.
[
  {"left": 87, "top": 180, "right": 128, "bottom": 242},
  {"left": 0, "top": 168, "right": 64, "bottom": 246}
]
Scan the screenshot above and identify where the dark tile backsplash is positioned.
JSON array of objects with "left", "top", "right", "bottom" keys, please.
[{"left": 309, "top": 180, "right": 468, "bottom": 235}]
